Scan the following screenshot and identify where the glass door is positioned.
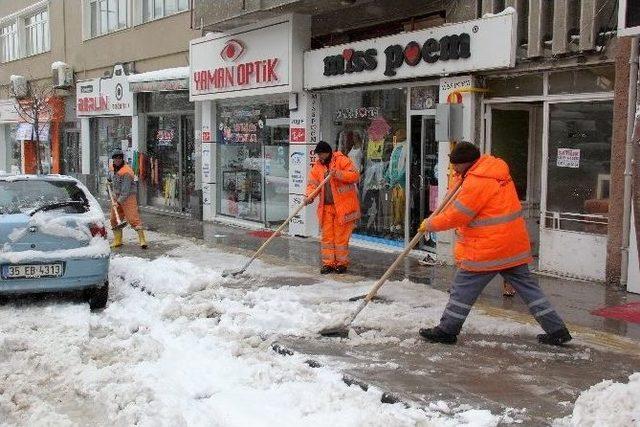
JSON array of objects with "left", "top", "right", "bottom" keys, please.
[
  {"left": 146, "top": 115, "right": 181, "bottom": 211},
  {"left": 409, "top": 115, "right": 437, "bottom": 251},
  {"left": 181, "top": 115, "right": 196, "bottom": 213},
  {"left": 486, "top": 103, "right": 542, "bottom": 256},
  {"left": 263, "top": 117, "right": 289, "bottom": 226}
]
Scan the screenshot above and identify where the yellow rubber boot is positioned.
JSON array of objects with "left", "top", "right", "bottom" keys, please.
[
  {"left": 111, "top": 228, "right": 123, "bottom": 249},
  {"left": 137, "top": 229, "right": 148, "bottom": 249}
]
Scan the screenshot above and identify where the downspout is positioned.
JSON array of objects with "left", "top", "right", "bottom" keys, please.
[{"left": 620, "top": 36, "right": 639, "bottom": 288}]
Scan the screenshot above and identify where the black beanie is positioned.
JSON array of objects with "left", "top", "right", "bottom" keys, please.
[
  {"left": 314, "top": 141, "right": 332, "bottom": 154},
  {"left": 449, "top": 142, "right": 480, "bottom": 164}
]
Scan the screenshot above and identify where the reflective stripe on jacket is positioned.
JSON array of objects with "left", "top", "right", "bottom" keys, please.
[
  {"left": 428, "top": 155, "right": 532, "bottom": 272},
  {"left": 306, "top": 151, "right": 361, "bottom": 225}
]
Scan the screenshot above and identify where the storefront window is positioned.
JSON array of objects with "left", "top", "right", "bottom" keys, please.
[
  {"left": 146, "top": 115, "right": 179, "bottom": 209},
  {"left": 142, "top": 91, "right": 195, "bottom": 212},
  {"left": 485, "top": 75, "right": 543, "bottom": 98},
  {"left": 93, "top": 116, "right": 131, "bottom": 198},
  {"left": 216, "top": 97, "right": 289, "bottom": 225},
  {"left": 8, "top": 124, "right": 21, "bottom": 173},
  {"left": 548, "top": 66, "right": 614, "bottom": 95},
  {"left": 545, "top": 101, "right": 612, "bottom": 234},
  {"left": 62, "top": 124, "right": 81, "bottom": 175},
  {"left": 321, "top": 88, "right": 407, "bottom": 246}
]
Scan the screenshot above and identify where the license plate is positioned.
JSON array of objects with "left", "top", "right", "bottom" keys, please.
[{"left": 2, "top": 263, "right": 64, "bottom": 279}]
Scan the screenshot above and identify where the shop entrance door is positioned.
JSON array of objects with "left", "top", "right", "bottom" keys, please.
[
  {"left": 409, "top": 115, "right": 438, "bottom": 251},
  {"left": 485, "top": 103, "right": 542, "bottom": 257},
  {"left": 180, "top": 115, "right": 196, "bottom": 213}
]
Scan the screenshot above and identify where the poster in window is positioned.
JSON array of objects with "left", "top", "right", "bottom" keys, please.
[
  {"left": 217, "top": 106, "right": 264, "bottom": 144},
  {"left": 556, "top": 148, "right": 580, "bottom": 168}
]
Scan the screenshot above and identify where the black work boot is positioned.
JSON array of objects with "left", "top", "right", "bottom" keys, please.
[
  {"left": 537, "top": 327, "right": 572, "bottom": 346},
  {"left": 419, "top": 327, "right": 457, "bottom": 344},
  {"left": 334, "top": 265, "right": 347, "bottom": 274},
  {"left": 320, "top": 265, "right": 335, "bottom": 274}
]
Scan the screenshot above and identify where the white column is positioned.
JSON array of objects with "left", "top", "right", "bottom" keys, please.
[
  {"left": 200, "top": 100, "right": 217, "bottom": 221},
  {"left": 0, "top": 125, "right": 8, "bottom": 173},
  {"left": 80, "top": 118, "right": 91, "bottom": 175},
  {"left": 288, "top": 91, "right": 320, "bottom": 237},
  {"left": 436, "top": 75, "right": 476, "bottom": 265}
]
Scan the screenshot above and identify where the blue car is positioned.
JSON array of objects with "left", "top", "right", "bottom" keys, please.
[{"left": 0, "top": 174, "right": 110, "bottom": 309}]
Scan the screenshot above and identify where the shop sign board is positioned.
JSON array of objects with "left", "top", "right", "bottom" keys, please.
[
  {"left": 304, "top": 12, "right": 516, "bottom": 89},
  {"left": 190, "top": 18, "right": 293, "bottom": 100},
  {"left": 76, "top": 64, "right": 134, "bottom": 117}
]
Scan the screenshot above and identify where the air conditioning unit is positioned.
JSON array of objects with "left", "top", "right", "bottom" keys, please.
[
  {"left": 10, "top": 75, "right": 28, "bottom": 98},
  {"left": 51, "top": 62, "right": 74, "bottom": 88}
]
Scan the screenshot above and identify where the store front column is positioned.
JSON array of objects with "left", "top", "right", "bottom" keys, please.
[
  {"left": 435, "top": 76, "right": 476, "bottom": 265},
  {"left": 200, "top": 100, "right": 217, "bottom": 221},
  {"left": 288, "top": 91, "right": 320, "bottom": 237}
]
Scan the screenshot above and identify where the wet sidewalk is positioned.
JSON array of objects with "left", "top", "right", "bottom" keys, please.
[
  {"left": 129, "top": 210, "right": 640, "bottom": 342},
  {"left": 116, "top": 210, "right": 640, "bottom": 425}
]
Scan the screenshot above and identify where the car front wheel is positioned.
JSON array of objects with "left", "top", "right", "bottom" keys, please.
[{"left": 87, "top": 281, "right": 109, "bottom": 311}]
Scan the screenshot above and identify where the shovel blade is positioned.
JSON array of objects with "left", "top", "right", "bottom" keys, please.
[
  {"left": 112, "top": 221, "right": 128, "bottom": 231},
  {"left": 221, "top": 268, "right": 244, "bottom": 278},
  {"left": 318, "top": 321, "right": 350, "bottom": 338}
]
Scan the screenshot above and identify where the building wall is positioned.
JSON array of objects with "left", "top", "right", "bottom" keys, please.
[{"left": 1, "top": 0, "right": 200, "bottom": 97}]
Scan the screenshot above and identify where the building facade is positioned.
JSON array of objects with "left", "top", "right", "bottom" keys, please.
[
  {"left": 191, "top": 0, "right": 625, "bottom": 285},
  {"left": 0, "top": 0, "right": 201, "bottom": 216}
]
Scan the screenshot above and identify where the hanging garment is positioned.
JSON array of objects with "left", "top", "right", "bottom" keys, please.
[
  {"left": 429, "top": 184, "right": 439, "bottom": 212},
  {"left": 347, "top": 147, "right": 363, "bottom": 173},
  {"left": 362, "top": 161, "right": 387, "bottom": 191},
  {"left": 366, "top": 139, "right": 384, "bottom": 160},
  {"left": 367, "top": 116, "right": 391, "bottom": 141},
  {"left": 391, "top": 185, "right": 406, "bottom": 226},
  {"left": 384, "top": 141, "right": 407, "bottom": 188},
  {"left": 379, "top": 187, "right": 393, "bottom": 232},
  {"left": 337, "top": 129, "right": 366, "bottom": 154}
]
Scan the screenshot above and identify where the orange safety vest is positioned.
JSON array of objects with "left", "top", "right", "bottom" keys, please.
[
  {"left": 306, "top": 151, "right": 361, "bottom": 225},
  {"left": 429, "top": 155, "right": 532, "bottom": 272}
]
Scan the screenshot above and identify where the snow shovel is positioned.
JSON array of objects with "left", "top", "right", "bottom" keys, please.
[
  {"left": 222, "top": 174, "right": 332, "bottom": 278},
  {"left": 106, "top": 182, "right": 128, "bottom": 231},
  {"left": 319, "top": 180, "right": 464, "bottom": 338}
]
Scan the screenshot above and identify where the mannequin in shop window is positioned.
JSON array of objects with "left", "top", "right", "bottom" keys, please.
[{"left": 384, "top": 129, "right": 407, "bottom": 235}]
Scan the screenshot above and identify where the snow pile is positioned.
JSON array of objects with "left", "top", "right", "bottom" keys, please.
[
  {"left": 482, "top": 6, "right": 516, "bottom": 18},
  {"left": 0, "top": 253, "right": 503, "bottom": 425},
  {"left": 128, "top": 67, "right": 189, "bottom": 83},
  {"left": 554, "top": 373, "right": 640, "bottom": 426},
  {"left": 50, "top": 61, "right": 68, "bottom": 70}
]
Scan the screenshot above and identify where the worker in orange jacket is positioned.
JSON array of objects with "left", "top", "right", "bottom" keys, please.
[
  {"left": 418, "top": 142, "right": 571, "bottom": 346},
  {"left": 109, "top": 150, "right": 147, "bottom": 249},
  {"left": 304, "top": 141, "right": 360, "bottom": 274}
]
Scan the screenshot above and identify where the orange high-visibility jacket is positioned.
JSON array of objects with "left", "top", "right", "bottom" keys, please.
[
  {"left": 306, "top": 151, "right": 361, "bottom": 225},
  {"left": 429, "top": 155, "right": 532, "bottom": 272}
]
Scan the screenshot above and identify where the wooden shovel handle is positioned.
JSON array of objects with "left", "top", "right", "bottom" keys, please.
[{"left": 363, "top": 180, "right": 464, "bottom": 302}]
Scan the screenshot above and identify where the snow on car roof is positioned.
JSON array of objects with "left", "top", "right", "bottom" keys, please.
[
  {"left": 0, "top": 174, "right": 105, "bottom": 220},
  {"left": 0, "top": 174, "right": 78, "bottom": 182}
]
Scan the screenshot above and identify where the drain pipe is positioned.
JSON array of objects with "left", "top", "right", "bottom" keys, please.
[{"left": 621, "top": 36, "right": 639, "bottom": 288}]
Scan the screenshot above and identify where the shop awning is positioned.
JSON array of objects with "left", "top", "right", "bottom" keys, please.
[
  {"left": 15, "top": 122, "right": 49, "bottom": 141},
  {"left": 128, "top": 67, "right": 190, "bottom": 92}
]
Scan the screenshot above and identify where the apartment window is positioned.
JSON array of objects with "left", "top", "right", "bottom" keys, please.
[
  {"left": 25, "top": 9, "right": 49, "bottom": 56},
  {"left": 142, "top": 0, "right": 188, "bottom": 23},
  {"left": 89, "top": 0, "right": 127, "bottom": 37},
  {"left": 0, "top": 22, "right": 18, "bottom": 63}
]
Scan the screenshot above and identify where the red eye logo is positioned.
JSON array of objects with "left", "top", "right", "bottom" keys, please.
[{"left": 220, "top": 39, "right": 245, "bottom": 62}]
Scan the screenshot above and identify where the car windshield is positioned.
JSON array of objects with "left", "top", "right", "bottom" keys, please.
[{"left": 0, "top": 180, "right": 89, "bottom": 215}]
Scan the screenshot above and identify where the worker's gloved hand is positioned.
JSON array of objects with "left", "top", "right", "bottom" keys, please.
[
  {"left": 418, "top": 218, "right": 431, "bottom": 233},
  {"left": 302, "top": 197, "right": 313, "bottom": 206}
]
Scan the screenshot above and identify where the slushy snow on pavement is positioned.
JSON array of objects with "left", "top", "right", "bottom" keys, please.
[{"left": 0, "top": 231, "right": 638, "bottom": 425}]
